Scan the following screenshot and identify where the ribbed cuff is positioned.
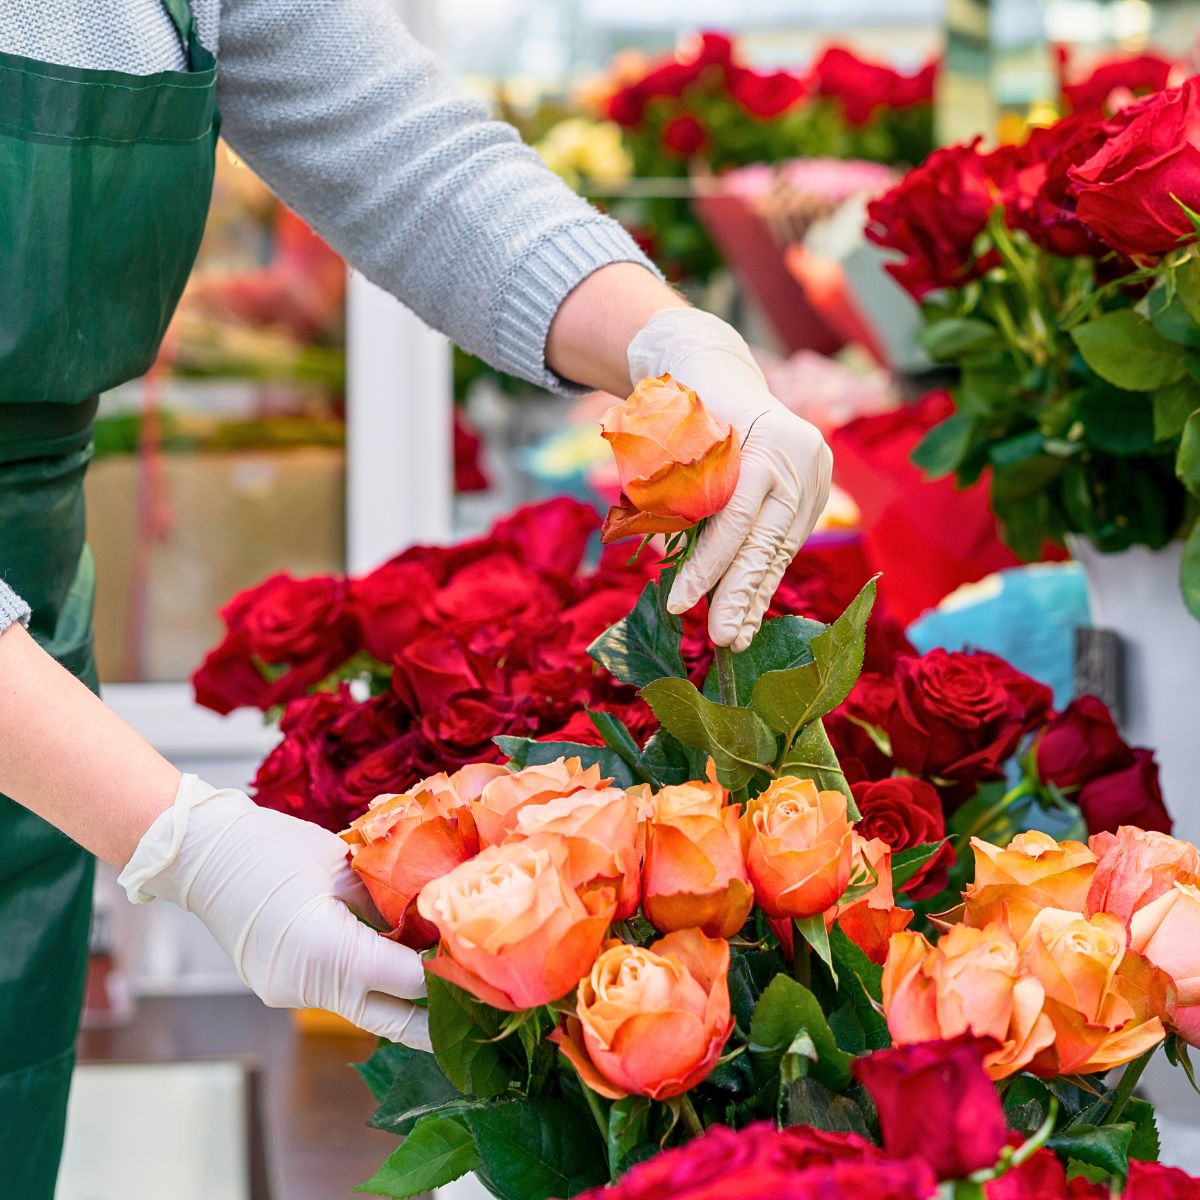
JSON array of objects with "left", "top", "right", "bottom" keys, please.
[
  {"left": 0, "top": 580, "right": 31, "bottom": 635},
  {"left": 491, "top": 215, "right": 663, "bottom": 395}
]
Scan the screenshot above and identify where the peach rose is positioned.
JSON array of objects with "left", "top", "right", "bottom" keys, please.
[
  {"left": 341, "top": 777, "right": 484, "bottom": 948},
  {"left": 882, "top": 922, "right": 1055, "bottom": 1079},
  {"left": 1087, "top": 827, "right": 1200, "bottom": 925},
  {"left": 472, "top": 757, "right": 606, "bottom": 846},
  {"left": 509, "top": 785, "right": 642, "bottom": 920},
  {"left": 642, "top": 775, "right": 753, "bottom": 939},
  {"left": 1130, "top": 880, "right": 1200, "bottom": 1046},
  {"left": 599, "top": 374, "right": 740, "bottom": 544},
  {"left": 830, "top": 835, "right": 913, "bottom": 965},
  {"left": 961, "top": 831, "right": 1097, "bottom": 938},
  {"left": 553, "top": 928, "right": 733, "bottom": 1099},
  {"left": 740, "top": 776, "right": 854, "bottom": 920},
  {"left": 1021, "top": 908, "right": 1167, "bottom": 1074},
  {"left": 417, "top": 834, "right": 615, "bottom": 1011}
]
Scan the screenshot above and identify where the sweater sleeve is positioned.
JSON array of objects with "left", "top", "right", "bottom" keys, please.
[
  {"left": 215, "top": 0, "right": 659, "bottom": 393},
  {"left": 0, "top": 580, "right": 31, "bottom": 636}
]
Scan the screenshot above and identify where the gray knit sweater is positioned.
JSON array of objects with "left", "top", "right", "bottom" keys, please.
[{"left": 0, "top": 0, "right": 658, "bottom": 632}]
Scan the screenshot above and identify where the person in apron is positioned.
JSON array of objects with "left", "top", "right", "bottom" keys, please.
[{"left": 0, "top": 3, "right": 832, "bottom": 1193}]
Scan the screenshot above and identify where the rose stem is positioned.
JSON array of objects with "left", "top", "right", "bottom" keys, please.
[
  {"left": 678, "top": 1092, "right": 706, "bottom": 1139},
  {"left": 1106, "top": 1046, "right": 1157, "bottom": 1124},
  {"left": 583, "top": 1084, "right": 609, "bottom": 1145},
  {"left": 714, "top": 644, "right": 737, "bottom": 707},
  {"left": 791, "top": 921, "right": 812, "bottom": 989}
]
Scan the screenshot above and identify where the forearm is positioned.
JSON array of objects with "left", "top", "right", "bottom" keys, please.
[
  {"left": 546, "top": 264, "right": 689, "bottom": 397},
  {"left": 0, "top": 624, "right": 180, "bottom": 866}
]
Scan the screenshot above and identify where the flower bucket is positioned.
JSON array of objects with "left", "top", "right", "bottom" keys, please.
[{"left": 1072, "top": 537, "right": 1200, "bottom": 843}]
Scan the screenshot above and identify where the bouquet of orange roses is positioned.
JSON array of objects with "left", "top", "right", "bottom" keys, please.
[{"left": 345, "top": 377, "right": 1200, "bottom": 1200}]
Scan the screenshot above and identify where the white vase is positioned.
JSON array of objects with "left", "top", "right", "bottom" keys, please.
[{"left": 1069, "top": 537, "right": 1200, "bottom": 844}]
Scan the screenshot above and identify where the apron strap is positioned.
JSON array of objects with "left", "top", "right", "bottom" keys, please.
[{"left": 159, "top": 0, "right": 199, "bottom": 67}]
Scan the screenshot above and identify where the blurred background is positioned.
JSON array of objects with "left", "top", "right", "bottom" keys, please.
[{"left": 69, "top": 2, "right": 1200, "bottom": 1198}]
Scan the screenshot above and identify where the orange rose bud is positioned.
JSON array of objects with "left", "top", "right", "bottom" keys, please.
[
  {"left": 1087, "top": 826, "right": 1200, "bottom": 925},
  {"left": 1129, "top": 878, "right": 1200, "bottom": 1047},
  {"left": 642, "top": 774, "right": 754, "bottom": 939},
  {"left": 1021, "top": 908, "right": 1167, "bottom": 1075},
  {"left": 882, "top": 922, "right": 1056, "bottom": 1080},
  {"left": 471, "top": 757, "right": 606, "bottom": 846},
  {"left": 740, "top": 776, "right": 854, "bottom": 920},
  {"left": 831, "top": 835, "right": 913, "bottom": 965},
  {"left": 599, "top": 374, "right": 740, "bottom": 543},
  {"left": 417, "top": 834, "right": 615, "bottom": 1011},
  {"left": 508, "top": 785, "right": 642, "bottom": 920},
  {"left": 341, "top": 767, "right": 495, "bottom": 948},
  {"left": 552, "top": 928, "right": 733, "bottom": 1099},
  {"left": 961, "top": 831, "right": 1097, "bottom": 939}
]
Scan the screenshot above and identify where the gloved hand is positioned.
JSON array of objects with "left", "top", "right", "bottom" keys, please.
[
  {"left": 118, "top": 774, "right": 429, "bottom": 1049},
  {"left": 628, "top": 308, "right": 833, "bottom": 651}
]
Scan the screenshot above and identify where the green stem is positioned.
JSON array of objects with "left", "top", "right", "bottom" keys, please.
[
  {"left": 1106, "top": 1046, "right": 1157, "bottom": 1124},
  {"left": 678, "top": 1092, "right": 706, "bottom": 1139},
  {"left": 961, "top": 776, "right": 1036, "bottom": 841},
  {"left": 714, "top": 643, "right": 737, "bottom": 707},
  {"left": 791, "top": 921, "right": 812, "bottom": 989},
  {"left": 583, "top": 1084, "right": 609, "bottom": 1144}
]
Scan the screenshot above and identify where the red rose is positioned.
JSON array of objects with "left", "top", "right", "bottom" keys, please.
[
  {"left": 1070, "top": 79, "right": 1200, "bottom": 258},
  {"left": 851, "top": 777, "right": 954, "bottom": 898},
  {"left": 1078, "top": 747, "right": 1172, "bottom": 836},
  {"left": 984, "top": 1142, "right": 1072, "bottom": 1199},
  {"left": 1064, "top": 52, "right": 1177, "bottom": 113},
  {"left": 866, "top": 140, "right": 999, "bottom": 298},
  {"left": 727, "top": 66, "right": 807, "bottom": 118},
  {"left": 431, "top": 552, "right": 558, "bottom": 629},
  {"left": 237, "top": 573, "right": 356, "bottom": 664},
  {"left": 886, "top": 649, "right": 1052, "bottom": 785},
  {"left": 193, "top": 633, "right": 279, "bottom": 715},
  {"left": 1125, "top": 1161, "right": 1200, "bottom": 1199},
  {"left": 854, "top": 1038, "right": 1007, "bottom": 1182},
  {"left": 1034, "top": 694, "right": 1134, "bottom": 790},
  {"left": 349, "top": 559, "right": 438, "bottom": 663},
  {"left": 392, "top": 630, "right": 485, "bottom": 711},
  {"left": 812, "top": 45, "right": 936, "bottom": 125},
  {"left": 489, "top": 497, "right": 598, "bottom": 578},
  {"left": 661, "top": 114, "right": 707, "bottom": 158},
  {"left": 420, "top": 691, "right": 515, "bottom": 762},
  {"left": 340, "top": 731, "right": 428, "bottom": 805},
  {"left": 453, "top": 407, "right": 489, "bottom": 493},
  {"left": 826, "top": 672, "right": 898, "bottom": 783}
]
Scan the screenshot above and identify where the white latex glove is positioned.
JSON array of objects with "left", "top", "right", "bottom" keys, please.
[
  {"left": 628, "top": 308, "right": 833, "bottom": 651},
  {"left": 118, "top": 775, "right": 429, "bottom": 1049}
]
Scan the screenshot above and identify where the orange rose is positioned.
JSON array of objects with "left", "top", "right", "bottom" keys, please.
[
  {"left": 1021, "top": 908, "right": 1167, "bottom": 1074},
  {"left": 642, "top": 775, "right": 754, "bottom": 939},
  {"left": 599, "top": 374, "right": 740, "bottom": 543},
  {"left": 740, "top": 776, "right": 854, "bottom": 920},
  {"left": 1087, "top": 827, "right": 1200, "bottom": 925},
  {"left": 961, "top": 831, "right": 1097, "bottom": 938},
  {"left": 830, "top": 835, "right": 913, "bottom": 965},
  {"left": 417, "top": 834, "right": 615, "bottom": 1011},
  {"left": 471, "top": 757, "right": 606, "bottom": 846},
  {"left": 1130, "top": 879, "right": 1200, "bottom": 1046},
  {"left": 553, "top": 928, "right": 733, "bottom": 1099},
  {"left": 509, "top": 785, "right": 642, "bottom": 920},
  {"left": 882, "top": 922, "right": 1055, "bottom": 1079},
  {"left": 341, "top": 772, "right": 488, "bottom": 948}
]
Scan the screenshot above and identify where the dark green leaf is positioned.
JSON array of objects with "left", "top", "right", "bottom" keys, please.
[
  {"left": 912, "top": 413, "right": 978, "bottom": 477},
  {"left": 1078, "top": 387, "right": 1157, "bottom": 456},
  {"left": 1048, "top": 1122, "right": 1133, "bottom": 1179},
  {"left": 829, "top": 927, "right": 890, "bottom": 1050},
  {"left": 1183, "top": 521, "right": 1200, "bottom": 622},
  {"left": 1071, "top": 310, "right": 1186, "bottom": 392},
  {"left": 919, "top": 317, "right": 1001, "bottom": 361},
  {"left": 751, "top": 577, "right": 878, "bottom": 737},
  {"left": 1152, "top": 380, "right": 1198, "bottom": 442},
  {"left": 702, "top": 614, "right": 823, "bottom": 705},
  {"left": 639, "top": 677, "right": 778, "bottom": 790},
  {"left": 988, "top": 429, "right": 1047, "bottom": 471},
  {"left": 827, "top": 1004, "right": 868, "bottom": 1056},
  {"left": 890, "top": 841, "right": 948, "bottom": 892},
  {"left": 795, "top": 913, "right": 837, "bottom": 985},
  {"left": 358, "top": 1043, "right": 462, "bottom": 1134},
  {"left": 778, "top": 720, "right": 855, "bottom": 812},
  {"left": 355, "top": 1042, "right": 413, "bottom": 1103},
  {"left": 1125, "top": 1097, "right": 1161, "bottom": 1163},
  {"left": 463, "top": 1099, "right": 608, "bottom": 1200},
  {"left": 749, "top": 974, "right": 852, "bottom": 1091},
  {"left": 426, "top": 974, "right": 511, "bottom": 1098},
  {"left": 728, "top": 948, "right": 789, "bottom": 1032},
  {"left": 585, "top": 709, "right": 653, "bottom": 784},
  {"left": 355, "top": 1114, "right": 480, "bottom": 1198},
  {"left": 1176, "top": 256, "right": 1200, "bottom": 326},
  {"left": 494, "top": 736, "right": 635, "bottom": 789},
  {"left": 783, "top": 1076, "right": 871, "bottom": 1136},
  {"left": 607, "top": 1097, "right": 652, "bottom": 1180},
  {"left": 588, "top": 580, "right": 686, "bottom": 688},
  {"left": 1178, "top": 411, "right": 1200, "bottom": 497},
  {"left": 639, "top": 728, "right": 706, "bottom": 787}
]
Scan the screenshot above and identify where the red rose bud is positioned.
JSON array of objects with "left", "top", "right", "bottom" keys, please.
[
  {"left": 854, "top": 1037, "right": 1008, "bottom": 1181},
  {"left": 1034, "top": 695, "right": 1134, "bottom": 791},
  {"left": 850, "top": 776, "right": 954, "bottom": 899},
  {"left": 1078, "top": 748, "right": 1172, "bottom": 836}
]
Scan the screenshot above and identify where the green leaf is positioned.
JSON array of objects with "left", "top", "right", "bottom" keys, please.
[
  {"left": 585, "top": 709, "right": 653, "bottom": 784},
  {"left": 639, "top": 677, "right": 778, "bottom": 791},
  {"left": 918, "top": 317, "right": 1000, "bottom": 361},
  {"left": 912, "top": 413, "right": 978, "bottom": 477},
  {"left": 751, "top": 577, "right": 878, "bottom": 738},
  {"left": 829, "top": 927, "right": 890, "bottom": 1051},
  {"left": 1071, "top": 310, "right": 1186, "bottom": 392},
  {"left": 588, "top": 579, "right": 686, "bottom": 688},
  {"left": 639, "top": 728, "right": 706, "bottom": 787},
  {"left": 889, "top": 840, "right": 948, "bottom": 892},
  {"left": 702, "top": 614, "right": 823, "bottom": 705},
  {"left": 1152, "top": 380, "right": 1198, "bottom": 441},
  {"left": 355, "top": 1114, "right": 480, "bottom": 1198},
  {"left": 607, "top": 1097, "right": 653, "bottom": 1180},
  {"left": 783, "top": 1076, "right": 871, "bottom": 1136},
  {"left": 728, "top": 947, "right": 789, "bottom": 1032},
  {"left": 356, "top": 1042, "right": 461, "bottom": 1135},
  {"left": 494, "top": 736, "right": 635, "bottom": 789},
  {"left": 426, "top": 974, "right": 511, "bottom": 1098},
  {"left": 777, "top": 719, "right": 855, "bottom": 811},
  {"left": 795, "top": 913, "right": 838, "bottom": 986},
  {"left": 463, "top": 1099, "right": 607, "bottom": 1200},
  {"left": 1048, "top": 1122, "right": 1133, "bottom": 1179},
  {"left": 1183, "top": 521, "right": 1200, "bottom": 622},
  {"left": 355, "top": 1042, "right": 413, "bottom": 1103},
  {"left": 1125, "top": 1097, "right": 1161, "bottom": 1163},
  {"left": 1077, "top": 387, "right": 1157, "bottom": 456},
  {"left": 1178, "top": 411, "right": 1200, "bottom": 497},
  {"left": 749, "top": 974, "right": 853, "bottom": 1091},
  {"left": 1176, "top": 256, "right": 1200, "bottom": 326}
]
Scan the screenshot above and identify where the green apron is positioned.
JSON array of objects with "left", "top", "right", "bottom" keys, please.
[{"left": 0, "top": 3, "right": 217, "bottom": 1193}]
